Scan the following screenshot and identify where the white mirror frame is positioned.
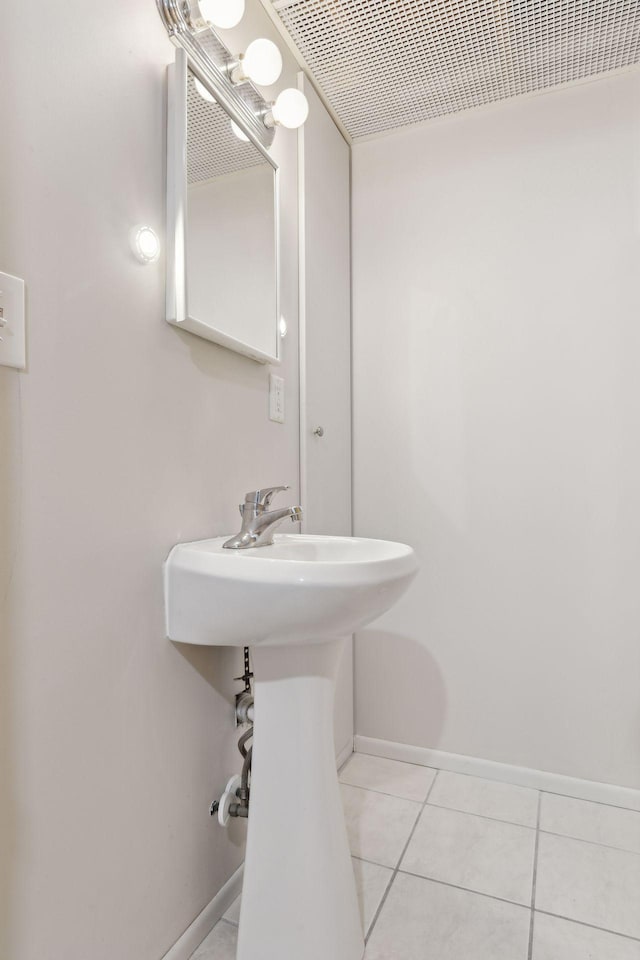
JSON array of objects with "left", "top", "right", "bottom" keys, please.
[{"left": 166, "top": 49, "right": 281, "bottom": 364}]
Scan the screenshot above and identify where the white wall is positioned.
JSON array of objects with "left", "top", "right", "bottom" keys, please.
[
  {"left": 352, "top": 71, "right": 640, "bottom": 790},
  {"left": 0, "top": 2, "right": 300, "bottom": 958}
]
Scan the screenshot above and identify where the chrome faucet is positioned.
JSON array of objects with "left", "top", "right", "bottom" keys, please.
[{"left": 223, "top": 486, "right": 303, "bottom": 550}]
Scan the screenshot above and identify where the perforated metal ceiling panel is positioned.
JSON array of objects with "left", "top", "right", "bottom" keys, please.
[
  {"left": 272, "top": 0, "right": 640, "bottom": 139},
  {"left": 187, "top": 73, "right": 268, "bottom": 183}
]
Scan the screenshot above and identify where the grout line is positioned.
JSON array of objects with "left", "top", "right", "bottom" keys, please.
[
  {"left": 362, "top": 864, "right": 395, "bottom": 941},
  {"left": 528, "top": 911, "right": 536, "bottom": 959},
  {"left": 535, "top": 909, "right": 640, "bottom": 944},
  {"left": 538, "top": 828, "right": 640, "bottom": 857},
  {"left": 361, "top": 874, "right": 393, "bottom": 942},
  {"left": 364, "top": 770, "right": 441, "bottom": 945},
  {"left": 527, "top": 792, "right": 542, "bottom": 959},
  {"left": 340, "top": 779, "right": 436, "bottom": 805},
  {"left": 426, "top": 800, "right": 538, "bottom": 830},
  {"left": 539, "top": 788, "right": 640, "bottom": 815},
  {"left": 351, "top": 853, "right": 395, "bottom": 870},
  {"left": 395, "top": 869, "right": 531, "bottom": 910}
]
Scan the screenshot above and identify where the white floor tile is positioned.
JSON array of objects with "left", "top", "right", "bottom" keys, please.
[
  {"left": 401, "top": 805, "right": 536, "bottom": 904},
  {"left": 364, "top": 872, "right": 530, "bottom": 960},
  {"left": 532, "top": 912, "right": 640, "bottom": 960},
  {"left": 536, "top": 833, "right": 640, "bottom": 939},
  {"left": 222, "top": 894, "right": 241, "bottom": 925},
  {"left": 429, "top": 770, "right": 539, "bottom": 826},
  {"left": 191, "top": 920, "right": 238, "bottom": 960},
  {"left": 340, "top": 753, "right": 436, "bottom": 802},
  {"left": 540, "top": 793, "right": 640, "bottom": 854},
  {"left": 341, "top": 783, "right": 422, "bottom": 867},
  {"left": 352, "top": 858, "right": 393, "bottom": 936}
]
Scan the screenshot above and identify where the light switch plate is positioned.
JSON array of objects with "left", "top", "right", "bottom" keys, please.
[
  {"left": 0, "top": 272, "right": 26, "bottom": 370},
  {"left": 269, "top": 374, "right": 285, "bottom": 423}
]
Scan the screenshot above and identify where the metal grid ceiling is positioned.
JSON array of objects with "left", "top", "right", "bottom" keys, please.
[
  {"left": 187, "top": 74, "right": 268, "bottom": 183},
  {"left": 273, "top": 0, "right": 640, "bottom": 139}
]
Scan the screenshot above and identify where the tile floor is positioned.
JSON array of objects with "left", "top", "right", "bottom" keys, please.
[{"left": 191, "top": 754, "right": 640, "bottom": 959}]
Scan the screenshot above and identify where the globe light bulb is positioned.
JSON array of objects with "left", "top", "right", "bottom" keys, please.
[
  {"left": 271, "top": 88, "right": 309, "bottom": 129},
  {"left": 194, "top": 77, "right": 216, "bottom": 103},
  {"left": 230, "top": 119, "right": 249, "bottom": 142},
  {"left": 241, "top": 39, "right": 283, "bottom": 86},
  {"left": 130, "top": 226, "right": 161, "bottom": 264},
  {"left": 198, "top": 0, "right": 245, "bottom": 29}
]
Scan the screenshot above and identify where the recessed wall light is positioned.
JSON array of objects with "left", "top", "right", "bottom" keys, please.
[{"left": 130, "top": 225, "right": 161, "bottom": 264}]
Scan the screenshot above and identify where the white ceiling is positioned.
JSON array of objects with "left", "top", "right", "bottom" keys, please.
[{"left": 272, "top": 0, "right": 640, "bottom": 139}]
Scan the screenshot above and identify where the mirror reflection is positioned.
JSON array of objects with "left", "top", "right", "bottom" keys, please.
[{"left": 186, "top": 71, "right": 278, "bottom": 360}]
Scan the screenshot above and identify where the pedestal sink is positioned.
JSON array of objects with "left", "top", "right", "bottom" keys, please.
[{"left": 164, "top": 534, "right": 418, "bottom": 960}]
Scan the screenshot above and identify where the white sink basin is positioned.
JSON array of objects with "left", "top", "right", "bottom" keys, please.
[
  {"left": 163, "top": 532, "right": 417, "bottom": 960},
  {"left": 164, "top": 533, "right": 417, "bottom": 646}
]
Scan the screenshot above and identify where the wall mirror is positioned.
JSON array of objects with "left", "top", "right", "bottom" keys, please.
[{"left": 167, "top": 50, "right": 280, "bottom": 364}]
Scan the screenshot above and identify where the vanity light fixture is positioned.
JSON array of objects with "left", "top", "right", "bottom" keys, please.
[
  {"left": 228, "top": 39, "right": 283, "bottom": 87},
  {"left": 196, "top": 0, "right": 245, "bottom": 30},
  {"left": 130, "top": 225, "right": 161, "bottom": 264},
  {"left": 265, "top": 88, "right": 309, "bottom": 130},
  {"left": 157, "top": 0, "right": 308, "bottom": 148}
]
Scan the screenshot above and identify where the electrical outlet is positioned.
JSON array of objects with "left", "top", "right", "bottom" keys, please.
[
  {"left": 269, "top": 374, "right": 285, "bottom": 423},
  {"left": 0, "top": 272, "right": 26, "bottom": 370}
]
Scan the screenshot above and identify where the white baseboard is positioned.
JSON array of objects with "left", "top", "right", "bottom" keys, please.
[
  {"left": 355, "top": 736, "right": 640, "bottom": 812},
  {"left": 162, "top": 864, "right": 244, "bottom": 960}
]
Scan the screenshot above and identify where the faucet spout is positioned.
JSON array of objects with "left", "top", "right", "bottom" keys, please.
[
  {"left": 253, "top": 505, "right": 301, "bottom": 533},
  {"left": 223, "top": 493, "right": 303, "bottom": 550}
]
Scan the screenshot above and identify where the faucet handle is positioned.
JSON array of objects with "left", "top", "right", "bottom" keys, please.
[{"left": 244, "top": 485, "right": 290, "bottom": 510}]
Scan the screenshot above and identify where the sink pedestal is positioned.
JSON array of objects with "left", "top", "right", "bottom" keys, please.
[{"left": 237, "top": 639, "right": 364, "bottom": 960}]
